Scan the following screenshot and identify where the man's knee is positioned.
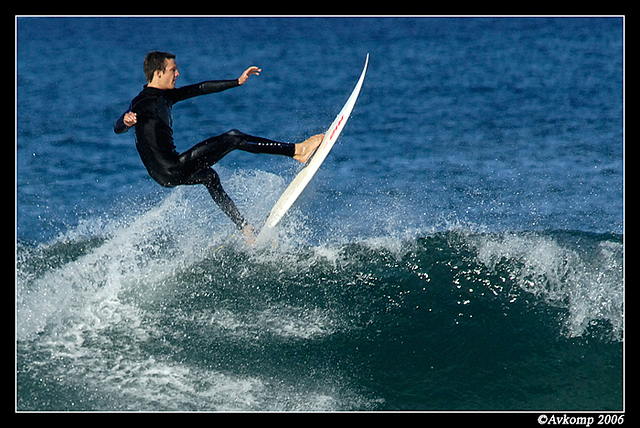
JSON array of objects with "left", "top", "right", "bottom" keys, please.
[
  {"left": 225, "top": 129, "right": 246, "bottom": 138},
  {"left": 202, "top": 168, "right": 221, "bottom": 188}
]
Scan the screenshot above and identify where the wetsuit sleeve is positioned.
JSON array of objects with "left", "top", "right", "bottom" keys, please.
[
  {"left": 169, "top": 80, "right": 240, "bottom": 104},
  {"left": 114, "top": 110, "right": 132, "bottom": 134}
]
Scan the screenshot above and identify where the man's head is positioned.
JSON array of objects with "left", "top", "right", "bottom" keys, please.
[{"left": 144, "top": 51, "right": 179, "bottom": 89}]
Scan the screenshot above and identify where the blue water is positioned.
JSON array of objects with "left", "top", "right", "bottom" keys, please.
[{"left": 16, "top": 17, "right": 623, "bottom": 411}]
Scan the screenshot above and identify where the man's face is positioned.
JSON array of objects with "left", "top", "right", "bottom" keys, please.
[{"left": 155, "top": 58, "right": 179, "bottom": 89}]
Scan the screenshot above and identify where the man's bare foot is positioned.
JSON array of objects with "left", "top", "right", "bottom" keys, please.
[
  {"left": 293, "top": 134, "right": 324, "bottom": 163},
  {"left": 242, "top": 224, "right": 256, "bottom": 244}
]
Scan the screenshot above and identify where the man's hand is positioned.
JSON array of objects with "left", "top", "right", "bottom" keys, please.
[
  {"left": 123, "top": 111, "right": 137, "bottom": 127},
  {"left": 238, "top": 66, "right": 261, "bottom": 85}
]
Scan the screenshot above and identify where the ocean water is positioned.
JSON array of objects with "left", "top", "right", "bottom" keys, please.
[{"left": 16, "top": 17, "right": 623, "bottom": 411}]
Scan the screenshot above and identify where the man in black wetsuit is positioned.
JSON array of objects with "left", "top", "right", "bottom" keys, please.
[{"left": 115, "top": 51, "right": 323, "bottom": 242}]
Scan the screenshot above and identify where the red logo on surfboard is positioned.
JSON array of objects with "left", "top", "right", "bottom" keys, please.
[{"left": 330, "top": 115, "right": 344, "bottom": 140}]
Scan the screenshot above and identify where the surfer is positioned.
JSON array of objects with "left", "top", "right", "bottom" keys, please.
[{"left": 114, "top": 51, "right": 323, "bottom": 242}]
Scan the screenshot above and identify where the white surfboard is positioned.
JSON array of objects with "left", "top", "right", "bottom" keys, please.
[{"left": 257, "top": 54, "right": 369, "bottom": 238}]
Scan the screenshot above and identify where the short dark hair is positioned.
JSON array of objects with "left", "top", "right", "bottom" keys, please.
[{"left": 143, "top": 51, "right": 176, "bottom": 83}]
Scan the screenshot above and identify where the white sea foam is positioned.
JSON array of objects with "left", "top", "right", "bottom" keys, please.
[
  {"left": 16, "top": 171, "right": 372, "bottom": 410},
  {"left": 470, "top": 231, "right": 623, "bottom": 339}
]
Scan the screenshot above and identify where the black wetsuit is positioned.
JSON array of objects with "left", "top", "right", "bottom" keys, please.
[{"left": 114, "top": 80, "right": 295, "bottom": 229}]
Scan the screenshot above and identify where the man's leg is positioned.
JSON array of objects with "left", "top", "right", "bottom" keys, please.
[
  {"left": 182, "top": 167, "right": 247, "bottom": 230},
  {"left": 178, "top": 129, "right": 295, "bottom": 172},
  {"left": 178, "top": 129, "right": 324, "bottom": 171},
  {"left": 175, "top": 129, "right": 323, "bottom": 232}
]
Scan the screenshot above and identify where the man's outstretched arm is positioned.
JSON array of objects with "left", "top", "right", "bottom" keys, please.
[{"left": 170, "top": 66, "right": 263, "bottom": 103}]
